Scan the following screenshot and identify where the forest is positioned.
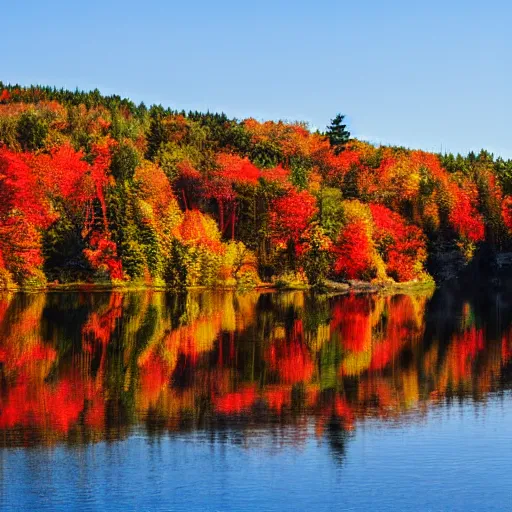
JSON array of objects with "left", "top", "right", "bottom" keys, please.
[{"left": 2, "top": 83, "right": 512, "bottom": 290}]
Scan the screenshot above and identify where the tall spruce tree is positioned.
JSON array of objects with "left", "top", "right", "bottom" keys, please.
[{"left": 326, "top": 114, "right": 350, "bottom": 155}]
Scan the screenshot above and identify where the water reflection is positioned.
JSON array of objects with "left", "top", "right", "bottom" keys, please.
[{"left": 0, "top": 285, "right": 511, "bottom": 456}]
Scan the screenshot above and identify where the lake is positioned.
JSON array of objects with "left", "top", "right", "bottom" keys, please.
[{"left": 0, "top": 284, "right": 511, "bottom": 511}]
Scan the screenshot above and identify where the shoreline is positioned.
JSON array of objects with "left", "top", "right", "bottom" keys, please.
[{"left": 0, "top": 279, "right": 435, "bottom": 294}]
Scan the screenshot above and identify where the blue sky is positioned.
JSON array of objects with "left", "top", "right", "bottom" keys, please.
[{"left": 3, "top": 0, "right": 511, "bottom": 157}]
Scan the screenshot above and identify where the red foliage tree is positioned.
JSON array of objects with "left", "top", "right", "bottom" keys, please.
[
  {"left": 83, "top": 232, "right": 124, "bottom": 280},
  {"left": 260, "top": 164, "right": 290, "bottom": 186},
  {"left": 0, "top": 148, "right": 54, "bottom": 228},
  {"left": 322, "top": 149, "right": 361, "bottom": 185},
  {"left": 89, "top": 139, "right": 116, "bottom": 233},
  {"left": 0, "top": 148, "right": 56, "bottom": 282},
  {"left": 44, "top": 143, "right": 90, "bottom": 202},
  {"left": 370, "top": 203, "right": 426, "bottom": 282},
  {"left": 205, "top": 153, "right": 260, "bottom": 239},
  {"left": 332, "top": 219, "right": 374, "bottom": 280},
  {"left": 0, "top": 89, "right": 11, "bottom": 103},
  {"left": 502, "top": 196, "right": 512, "bottom": 233},
  {"left": 269, "top": 189, "right": 317, "bottom": 247},
  {"left": 448, "top": 183, "right": 485, "bottom": 243}
]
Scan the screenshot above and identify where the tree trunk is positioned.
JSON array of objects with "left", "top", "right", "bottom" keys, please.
[{"left": 219, "top": 201, "right": 224, "bottom": 232}]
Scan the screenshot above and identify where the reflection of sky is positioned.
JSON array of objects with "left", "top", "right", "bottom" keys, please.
[{"left": 1, "top": 394, "right": 511, "bottom": 512}]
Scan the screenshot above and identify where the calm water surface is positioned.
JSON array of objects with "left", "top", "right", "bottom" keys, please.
[{"left": 0, "top": 284, "right": 511, "bottom": 511}]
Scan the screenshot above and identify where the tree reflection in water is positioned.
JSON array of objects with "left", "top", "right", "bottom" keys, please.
[{"left": 1, "top": 283, "right": 512, "bottom": 464}]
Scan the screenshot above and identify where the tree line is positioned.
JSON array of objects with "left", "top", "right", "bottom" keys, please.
[{"left": 1, "top": 84, "right": 512, "bottom": 290}]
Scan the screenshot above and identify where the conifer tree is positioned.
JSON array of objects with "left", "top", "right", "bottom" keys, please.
[{"left": 326, "top": 114, "right": 350, "bottom": 155}]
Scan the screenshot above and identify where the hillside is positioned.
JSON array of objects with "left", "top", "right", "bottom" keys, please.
[{"left": 1, "top": 83, "right": 512, "bottom": 290}]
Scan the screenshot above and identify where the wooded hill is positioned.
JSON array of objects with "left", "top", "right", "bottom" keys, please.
[{"left": 1, "top": 83, "right": 512, "bottom": 289}]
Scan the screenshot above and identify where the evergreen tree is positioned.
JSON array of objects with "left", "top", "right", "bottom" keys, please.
[
  {"left": 326, "top": 114, "right": 350, "bottom": 155},
  {"left": 16, "top": 111, "right": 48, "bottom": 151}
]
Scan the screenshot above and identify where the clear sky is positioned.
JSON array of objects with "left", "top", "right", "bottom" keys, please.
[{"left": 4, "top": 0, "right": 511, "bottom": 157}]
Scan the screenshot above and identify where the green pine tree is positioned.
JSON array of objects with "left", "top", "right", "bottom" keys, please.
[{"left": 326, "top": 114, "right": 350, "bottom": 155}]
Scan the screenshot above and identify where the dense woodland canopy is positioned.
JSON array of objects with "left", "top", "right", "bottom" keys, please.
[{"left": 1, "top": 83, "right": 512, "bottom": 290}]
